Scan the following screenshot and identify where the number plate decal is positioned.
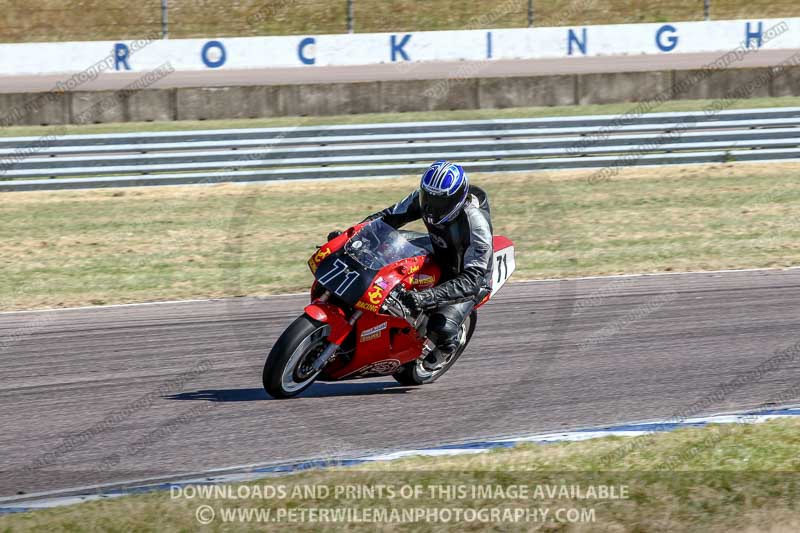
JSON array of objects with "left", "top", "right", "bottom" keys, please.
[
  {"left": 317, "top": 258, "right": 359, "bottom": 297},
  {"left": 491, "top": 246, "right": 515, "bottom": 296}
]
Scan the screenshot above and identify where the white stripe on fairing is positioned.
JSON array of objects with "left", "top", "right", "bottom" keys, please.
[
  {"left": 5, "top": 263, "right": 800, "bottom": 316},
  {"left": 2, "top": 406, "right": 798, "bottom": 514}
]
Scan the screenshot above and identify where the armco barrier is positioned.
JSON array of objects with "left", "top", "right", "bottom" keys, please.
[{"left": 1, "top": 107, "right": 799, "bottom": 192}]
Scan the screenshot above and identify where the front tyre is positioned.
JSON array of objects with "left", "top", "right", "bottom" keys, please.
[
  {"left": 393, "top": 311, "right": 477, "bottom": 386},
  {"left": 263, "top": 315, "right": 331, "bottom": 399}
]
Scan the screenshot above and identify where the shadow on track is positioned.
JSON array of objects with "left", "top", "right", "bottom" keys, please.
[{"left": 164, "top": 381, "right": 412, "bottom": 402}]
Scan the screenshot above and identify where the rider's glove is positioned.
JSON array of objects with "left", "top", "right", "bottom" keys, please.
[
  {"left": 326, "top": 230, "right": 343, "bottom": 242},
  {"left": 399, "top": 288, "right": 437, "bottom": 313}
]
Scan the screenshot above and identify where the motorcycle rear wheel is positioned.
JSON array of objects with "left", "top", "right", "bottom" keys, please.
[
  {"left": 263, "top": 315, "right": 331, "bottom": 399},
  {"left": 393, "top": 311, "right": 477, "bottom": 386}
]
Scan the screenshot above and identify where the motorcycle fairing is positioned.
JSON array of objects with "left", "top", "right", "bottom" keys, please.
[
  {"left": 306, "top": 220, "right": 515, "bottom": 381},
  {"left": 314, "top": 250, "right": 378, "bottom": 307},
  {"left": 322, "top": 257, "right": 434, "bottom": 379},
  {"left": 304, "top": 302, "right": 351, "bottom": 345},
  {"left": 307, "top": 223, "right": 367, "bottom": 275},
  {"left": 322, "top": 311, "right": 422, "bottom": 379}
]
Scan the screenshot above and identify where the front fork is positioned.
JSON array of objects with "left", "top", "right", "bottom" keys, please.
[{"left": 304, "top": 290, "right": 362, "bottom": 371}]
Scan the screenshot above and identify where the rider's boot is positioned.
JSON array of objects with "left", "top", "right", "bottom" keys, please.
[
  {"left": 422, "top": 340, "right": 458, "bottom": 372},
  {"left": 421, "top": 303, "right": 471, "bottom": 372}
]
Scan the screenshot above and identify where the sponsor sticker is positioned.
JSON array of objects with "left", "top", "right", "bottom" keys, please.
[
  {"left": 352, "top": 359, "right": 402, "bottom": 376},
  {"left": 368, "top": 285, "right": 384, "bottom": 304},
  {"left": 412, "top": 273, "right": 435, "bottom": 287},
  {"left": 355, "top": 300, "right": 379, "bottom": 313},
  {"left": 308, "top": 246, "right": 331, "bottom": 274},
  {"left": 360, "top": 322, "right": 387, "bottom": 342}
]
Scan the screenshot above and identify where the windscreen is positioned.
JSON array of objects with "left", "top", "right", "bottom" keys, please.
[{"left": 344, "top": 219, "right": 427, "bottom": 270}]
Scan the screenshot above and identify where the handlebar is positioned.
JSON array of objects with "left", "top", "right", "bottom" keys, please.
[{"left": 382, "top": 287, "right": 426, "bottom": 330}]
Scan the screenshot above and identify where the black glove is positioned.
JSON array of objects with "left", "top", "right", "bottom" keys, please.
[
  {"left": 399, "top": 288, "right": 437, "bottom": 313},
  {"left": 326, "top": 230, "right": 343, "bottom": 242}
]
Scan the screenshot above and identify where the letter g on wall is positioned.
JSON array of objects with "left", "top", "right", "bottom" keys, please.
[{"left": 656, "top": 24, "right": 679, "bottom": 52}]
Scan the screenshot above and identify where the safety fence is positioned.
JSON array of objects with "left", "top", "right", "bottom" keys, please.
[{"left": 1, "top": 107, "right": 799, "bottom": 192}]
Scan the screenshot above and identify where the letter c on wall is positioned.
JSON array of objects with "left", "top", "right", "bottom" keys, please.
[
  {"left": 202, "top": 40, "right": 227, "bottom": 68},
  {"left": 298, "top": 37, "right": 316, "bottom": 65},
  {"left": 656, "top": 24, "right": 679, "bottom": 52}
]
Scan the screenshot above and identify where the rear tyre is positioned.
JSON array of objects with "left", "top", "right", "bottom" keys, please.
[
  {"left": 393, "top": 311, "right": 477, "bottom": 386},
  {"left": 263, "top": 315, "right": 331, "bottom": 399}
]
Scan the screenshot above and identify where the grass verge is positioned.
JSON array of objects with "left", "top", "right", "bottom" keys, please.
[
  {"left": 2, "top": 96, "right": 800, "bottom": 138},
  {"left": 3, "top": 0, "right": 799, "bottom": 42},
  {"left": 1, "top": 417, "right": 799, "bottom": 531},
  {"left": 2, "top": 161, "right": 800, "bottom": 311}
]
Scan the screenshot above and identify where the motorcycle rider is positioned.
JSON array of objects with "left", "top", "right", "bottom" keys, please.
[{"left": 359, "top": 160, "right": 494, "bottom": 371}]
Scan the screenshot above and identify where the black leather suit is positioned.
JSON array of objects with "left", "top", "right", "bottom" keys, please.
[{"left": 366, "top": 185, "right": 494, "bottom": 352}]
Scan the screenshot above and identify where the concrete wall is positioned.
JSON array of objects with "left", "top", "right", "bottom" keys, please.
[
  {"left": 5, "top": 19, "right": 799, "bottom": 76},
  {"left": 2, "top": 65, "right": 799, "bottom": 127}
]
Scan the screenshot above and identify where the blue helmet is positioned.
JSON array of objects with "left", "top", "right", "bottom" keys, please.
[{"left": 419, "top": 160, "right": 469, "bottom": 225}]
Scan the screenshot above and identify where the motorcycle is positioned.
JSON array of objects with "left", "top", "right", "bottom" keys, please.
[{"left": 262, "top": 219, "right": 516, "bottom": 398}]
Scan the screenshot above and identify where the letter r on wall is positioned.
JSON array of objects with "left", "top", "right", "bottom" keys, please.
[{"left": 115, "top": 43, "right": 131, "bottom": 71}]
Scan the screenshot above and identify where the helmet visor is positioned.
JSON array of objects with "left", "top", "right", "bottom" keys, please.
[{"left": 420, "top": 186, "right": 468, "bottom": 225}]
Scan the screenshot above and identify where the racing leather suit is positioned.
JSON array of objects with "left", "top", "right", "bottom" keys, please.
[{"left": 365, "top": 185, "right": 494, "bottom": 353}]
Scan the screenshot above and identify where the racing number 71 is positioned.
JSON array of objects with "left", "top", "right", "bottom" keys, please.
[
  {"left": 496, "top": 253, "right": 509, "bottom": 283},
  {"left": 318, "top": 258, "right": 359, "bottom": 296}
]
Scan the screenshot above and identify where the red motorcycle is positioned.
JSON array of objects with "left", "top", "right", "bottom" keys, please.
[{"left": 262, "top": 219, "right": 515, "bottom": 398}]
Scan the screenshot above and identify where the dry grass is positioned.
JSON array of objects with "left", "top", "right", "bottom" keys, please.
[
  {"left": 4, "top": 96, "right": 800, "bottom": 138},
  {"left": 3, "top": 161, "right": 800, "bottom": 311},
  {"left": 2, "top": 0, "right": 799, "bottom": 42},
  {"left": 1, "top": 417, "right": 799, "bottom": 531}
]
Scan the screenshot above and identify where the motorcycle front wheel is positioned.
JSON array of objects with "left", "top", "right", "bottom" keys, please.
[
  {"left": 263, "top": 315, "right": 331, "bottom": 399},
  {"left": 393, "top": 311, "right": 477, "bottom": 386}
]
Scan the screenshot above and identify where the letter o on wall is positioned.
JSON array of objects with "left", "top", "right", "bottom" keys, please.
[
  {"left": 655, "top": 24, "right": 679, "bottom": 52},
  {"left": 202, "top": 40, "right": 227, "bottom": 68}
]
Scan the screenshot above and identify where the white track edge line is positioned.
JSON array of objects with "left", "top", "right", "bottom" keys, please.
[{"left": 3, "top": 403, "right": 798, "bottom": 506}]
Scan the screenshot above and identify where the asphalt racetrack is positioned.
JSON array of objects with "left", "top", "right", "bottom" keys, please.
[
  {"left": 2, "top": 269, "right": 800, "bottom": 498},
  {"left": 1, "top": 49, "right": 798, "bottom": 93}
]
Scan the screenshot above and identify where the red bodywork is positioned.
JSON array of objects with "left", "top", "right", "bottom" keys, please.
[{"left": 304, "top": 224, "right": 515, "bottom": 380}]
